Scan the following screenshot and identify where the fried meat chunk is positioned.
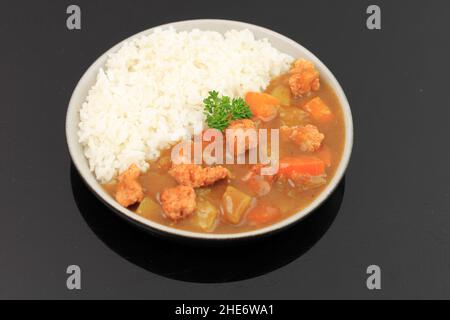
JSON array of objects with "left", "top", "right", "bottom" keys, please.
[
  {"left": 160, "top": 185, "right": 196, "bottom": 221},
  {"left": 115, "top": 164, "right": 144, "bottom": 207},
  {"left": 169, "top": 164, "right": 229, "bottom": 188},
  {"left": 280, "top": 124, "right": 324, "bottom": 152},
  {"left": 227, "top": 119, "right": 257, "bottom": 154},
  {"left": 288, "top": 59, "right": 320, "bottom": 97}
]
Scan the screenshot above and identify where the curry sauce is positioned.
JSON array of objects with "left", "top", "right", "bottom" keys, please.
[{"left": 103, "top": 61, "right": 346, "bottom": 234}]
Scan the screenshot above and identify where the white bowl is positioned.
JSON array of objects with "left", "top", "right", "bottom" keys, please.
[{"left": 66, "top": 19, "right": 353, "bottom": 240}]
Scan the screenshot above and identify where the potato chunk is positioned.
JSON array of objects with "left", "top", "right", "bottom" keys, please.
[
  {"left": 194, "top": 198, "right": 218, "bottom": 232},
  {"left": 270, "top": 85, "right": 291, "bottom": 106},
  {"left": 279, "top": 105, "right": 309, "bottom": 127},
  {"left": 136, "top": 197, "right": 161, "bottom": 219},
  {"left": 221, "top": 186, "right": 252, "bottom": 225}
]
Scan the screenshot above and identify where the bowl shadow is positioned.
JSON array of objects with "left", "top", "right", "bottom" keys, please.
[{"left": 71, "top": 164, "right": 345, "bottom": 283}]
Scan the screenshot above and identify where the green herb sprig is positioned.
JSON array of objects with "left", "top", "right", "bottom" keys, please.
[{"left": 203, "top": 91, "right": 253, "bottom": 131}]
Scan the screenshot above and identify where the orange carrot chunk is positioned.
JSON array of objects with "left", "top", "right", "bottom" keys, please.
[
  {"left": 247, "top": 204, "right": 282, "bottom": 226},
  {"left": 302, "top": 97, "right": 334, "bottom": 123},
  {"left": 279, "top": 156, "right": 326, "bottom": 176},
  {"left": 316, "top": 145, "right": 332, "bottom": 167},
  {"left": 245, "top": 92, "right": 280, "bottom": 122}
]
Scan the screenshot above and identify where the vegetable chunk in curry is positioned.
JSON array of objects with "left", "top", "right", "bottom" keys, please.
[{"left": 103, "top": 59, "right": 346, "bottom": 234}]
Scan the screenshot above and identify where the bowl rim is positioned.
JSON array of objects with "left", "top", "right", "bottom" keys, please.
[{"left": 66, "top": 19, "right": 353, "bottom": 240}]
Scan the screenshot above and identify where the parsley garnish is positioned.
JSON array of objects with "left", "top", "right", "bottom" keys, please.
[{"left": 203, "top": 91, "right": 253, "bottom": 131}]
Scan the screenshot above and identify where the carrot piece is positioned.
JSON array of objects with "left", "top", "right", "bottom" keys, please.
[
  {"left": 302, "top": 97, "right": 334, "bottom": 123},
  {"left": 245, "top": 92, "right": 280, "bottom": 122},
  {"left": 279, "top": 156, "right": 326, "bottom": 176},
  {"left": 316, "top": 145, "right": 332, "bottom": 167},
  {"left": 246, "top": 92, "right": 279, "bottom": 106},
  {"left": 247, "top": 204, "right": 282, "bottom": 226}
]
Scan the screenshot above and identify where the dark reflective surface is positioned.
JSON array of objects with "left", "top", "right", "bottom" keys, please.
[
  {"left": 71, "top": 164, "right": 345, "bottom": 283},
  {"left": 2, "top": 1, "right": 450, "bottom": 298}
]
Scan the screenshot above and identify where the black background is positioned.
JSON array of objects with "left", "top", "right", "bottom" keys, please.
[{"left": 1, "top": 0, "right": 449, "bottom": 299}]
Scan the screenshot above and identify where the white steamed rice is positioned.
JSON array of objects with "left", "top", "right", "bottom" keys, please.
[{"left": 78, "top": 27, "right": 293, "bottom": 182}]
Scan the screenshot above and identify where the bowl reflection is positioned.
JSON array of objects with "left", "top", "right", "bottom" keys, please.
[{"left": 71, "top": 164, "right": 345, "bottom": 283}]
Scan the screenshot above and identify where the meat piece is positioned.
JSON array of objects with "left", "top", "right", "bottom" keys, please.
[
  {"left": 242, "top": 164, "right": 276, "bottom": 196},
  {"left": 280, "top": 125, "right": 293, "bottom": 142},
  {"left": 160, "top": 185, "right": 196, "bottom": 221},
  {"left": 115, "top": 164, "right": 144, "bottom": 207},
  {"left": 280, "top": 124, "right": 324, "bottom": 152},
  {"left": 288, "top": 59, "right": 320, "bottom": 97},
  {"left": 291, "top": 59, "right": 317, "bottom": 74},
  {"left": 227, "top": 119, "right": 257, "bottom": 154},
  {"left": 228, "top": 118, "right": 256, "bottom": 131},
  {"left": 243, "top": 164, "right": 275, "bottom": 182},
  {"left": 169, "top": 164, "right": 229, "bottom": 188}
]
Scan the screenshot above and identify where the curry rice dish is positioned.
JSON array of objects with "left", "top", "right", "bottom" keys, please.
[{"left": 79, "top": 28, "right": 346, "bottom": 234}]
